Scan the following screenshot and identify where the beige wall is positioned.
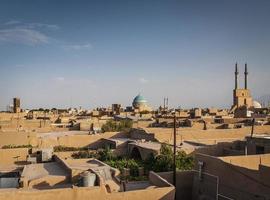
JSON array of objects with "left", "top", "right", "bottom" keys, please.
[
  {"left": 0, "top": 184, "right": 174, "bottom": 200},
  {"left": 145, "top": 125, "right": 270, "bottom": 146},
  {"left": 38, "top": 132, "right": 129, "bottom": 148},
  {"left": 158, "top": 171, "right": 194, "bottom": 200},
  {"left": 220, "top": 153, "right": 270, "bottom": 170},
  {"left": 0, "top": 131, "right": 128, "bottom": 149},
  {"left": 194, "top": 153, "right": 270, "bottom": 200},
  {"left": 0, "top": 132, "right": 37, "bottom": 147},
  {"left": 0, "top": 148, "right": 29, "bottom": 164}
]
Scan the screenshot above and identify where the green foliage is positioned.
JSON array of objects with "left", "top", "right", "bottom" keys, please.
[
  {"left": 71, "top": 150, "right": 96, "bottom": 159},
  {"left": 150, "top": 144, "right": 194, "bottom": 172},
  {"left": 120, "top": 175, "right": 148, "bottom": 181},
  {"left": 105, "top": 158, "right": 143, "bottom": 177},
  {"left": 53, "top": 145, "right": 88, "bottom": 152},
  {"left": 71, "top": 143, "right": 194, "bottom": 181},
  {"left": 2, "top": 144, "right": 33, "bottom": 149},
  {"left": 71, "top": 147, "right": 115, "bottom": 160},
  {"left": 176, "top": 151, "right": 194, "bottom": 170},
  {"left": 97, "top": 147, "right": 115, "bottom": 161},
  {"left": 101, "top": 120, "right": 133, "bottom": 132},
  {"left": 143, "top": 153, "right": 155, "bottom": 172}
]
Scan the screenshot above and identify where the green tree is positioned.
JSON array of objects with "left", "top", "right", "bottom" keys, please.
[{"left": 101, "top": 120, "right": 133, "bottom": 132}]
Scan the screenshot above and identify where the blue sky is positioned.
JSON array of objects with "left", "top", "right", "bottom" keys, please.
[{"left": 0, "top": 0, "right": 270, "bottom": 110}]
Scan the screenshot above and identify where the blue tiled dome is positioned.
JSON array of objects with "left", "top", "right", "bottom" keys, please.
[
  {"left": 132, "top": 94, "right": 147, "bottom": 108},
  {"left": 133, "top": 94, "right": 147, "bottom": 104}
]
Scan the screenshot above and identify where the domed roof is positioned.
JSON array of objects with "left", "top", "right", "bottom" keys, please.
[
  {"left": 133, "top": 94, "right": 147, "bottom": 104},
  {"left": 253, "top": 100, "right": 262, "bottom": 109}
]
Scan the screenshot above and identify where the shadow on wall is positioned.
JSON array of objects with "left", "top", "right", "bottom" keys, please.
[{"left": 66, "top": 131, "right": 131, "bottom": 150}]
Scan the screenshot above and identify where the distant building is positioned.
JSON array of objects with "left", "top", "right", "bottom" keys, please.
[
  {"left": 231, "top": 63, "right": 262, "bottom": 117},
  {"left": 13, "top": 98, "right": 21, "bottom": 113},
  {"left": 112, "top": 104, "right": 121, "bottom": 115},
  {"left": 233, "top": 63, "right": 253, "bottom": 109},
  {"left": 132, "top": 94, "right": 152, "bottom": 112}
]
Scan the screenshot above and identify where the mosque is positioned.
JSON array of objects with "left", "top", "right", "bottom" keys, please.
[
  {"left": 231, "top": 63, "right": 262, "bottom": 117},
  {"left": 132, "top": 94, "right": 152, "bottom": 112}
]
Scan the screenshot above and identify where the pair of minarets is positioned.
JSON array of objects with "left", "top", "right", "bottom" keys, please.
[{"left": 235, "top": 63, "right": 248, "bottom": 90}]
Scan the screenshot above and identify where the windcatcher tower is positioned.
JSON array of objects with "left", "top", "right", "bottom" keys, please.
[{"left": 13, "top": 97, "right": 21, "bottom": 113}]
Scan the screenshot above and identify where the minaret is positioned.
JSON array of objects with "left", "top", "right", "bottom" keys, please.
[
  {"left": 244, "top": 63, "right": 248, "bottom": 89},
  {"left": 235, "top": 62, "right": 239, "bottom": 90}
]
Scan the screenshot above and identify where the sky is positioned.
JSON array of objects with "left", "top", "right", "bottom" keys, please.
[{"left": 0, "top": 0, "right": 270, "bottom": 110}]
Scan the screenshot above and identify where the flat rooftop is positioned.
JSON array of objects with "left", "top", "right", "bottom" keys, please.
[
  {"left": 144, "top": 125, "right": 270, "bottom": 146},
  {"left": 37, "top": 131, "right": 89, "bottom": 139},
  {"left": 64, "top": 158, "right": 105, "bottom": 171},
  {"left": 130, "top": 141, "right": 161, "bottom": 151},
  {"left": 102, "top": 137, "right": 133, "bottom": 144},
  {"left": 219, "top": 153, "right": 270, "bottom": 170},
  {"left": 21, "top": 162, "right": 69, "bottom": 181}
]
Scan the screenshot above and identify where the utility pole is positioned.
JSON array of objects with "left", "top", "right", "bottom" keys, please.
[
  {"left": 251, "top": 118, "right": 255, "bottom": 139},
  {"left": 173, "top": 114, "right": 176, "bottom": 187}
]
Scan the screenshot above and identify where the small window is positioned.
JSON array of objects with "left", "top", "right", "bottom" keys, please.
[{"left": 256, "top": 146, "right": 264, "bottom": 154}]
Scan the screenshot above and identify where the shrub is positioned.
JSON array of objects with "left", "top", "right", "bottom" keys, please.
[
  {"left": 149, "top": 144, "right": 194, "bottom": 172},
  {"left": 53, "top": 145, "right": 88, "bottom": 152},
  {"left": 2, "top": 144, "right": 33, "bottom": 149},
  {"left": 71, "top": 150, "right": 96, "bottom": 159},
  {"left": 97, "top": 147, "right": 115, "bottom": 161},
  {"left": 101, "top": 120, "right": 133, "bottom": 132}
]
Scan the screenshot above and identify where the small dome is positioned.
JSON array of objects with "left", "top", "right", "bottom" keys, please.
[{"left": 253, "top": 100, "right": 262, "bottom": 109}]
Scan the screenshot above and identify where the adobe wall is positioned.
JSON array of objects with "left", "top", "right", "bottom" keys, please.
[
  {"left": 259, "top": 164, "right": 270, "bottom": 187},
  {"left": 128, "top": 143, "right": 159, "bottom": 160},
  {"left": 0, "top": 113, "right": 26, "bottom": 121},
  {"left": 0, "top": 148, "right": 29, "bottom": 164},
  {"left": 149, "top": 171, "right": 173, "bottom": 188},
  {"left": 129, "top": 129, "right": 156, "bottom": 141},
  {"left": 28, "top": 176, "right": 68, "bottom": 189},
  {"left": 194, "top": 142, "right": 232, "bottom": 157},
  {"left": 134, "top": 120, "right": 153, "bottom": 129},
  {"left": 37, "top": 132, "right": 129, "bottom": 148},
  {"left": 0, "top": 131, "right": 129, "bottom": 149},
  {"left": 145, "top": 125, "right": 270, "bottom": 147},
  {"left": 158, "top": 171, "right": 194, "bottom": 200},
  {"left": 220, "top": 153, "right": 270, "bottom": 170},
  {"left": 0, "top": 132, "right": 38, "bottom": 147},
  {"left": 0, "top": 184, "right": 175, "bottom": 200},
  {"left": 194, "top": 153, "right": 270, "bottom": 200},
  {"left": 79, "top": 119, "right": 108, "bottom": 131},
  {"left": 0, "top": 119, "right": 52, "bottom": 132}
]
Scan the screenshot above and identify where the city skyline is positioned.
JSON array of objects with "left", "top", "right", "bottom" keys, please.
[{"left": 1, "top": 0, "right": 270, "bottom": 110}]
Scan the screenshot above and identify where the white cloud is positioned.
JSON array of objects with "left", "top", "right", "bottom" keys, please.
[
  {"left": 0, "top": 28, "right": 49, "bottom": 45},
  {"left": 0, "top": 21, "right": 60, "bottom": 46},
  {"left": 5, "top": 20, "right": 21, "bottom": 25},
  {"left": 4, "top": 20, "right": 60, "bottom": 30},
  {"left": 63, "top": 43, "right": 93, "bottom": 50},
  {"left": 139, "top": 77, "right": 149, "bottom": 84},
  {"left": 21, "top": 23, "right": 60, "bottom": 30},
  {"left": 55, "top": 77, "right": 65, "bottom": 81}
]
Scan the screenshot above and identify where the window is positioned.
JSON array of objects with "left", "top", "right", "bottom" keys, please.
[{"left": 256, "top": 145, "right": 264, "bottom": 154}]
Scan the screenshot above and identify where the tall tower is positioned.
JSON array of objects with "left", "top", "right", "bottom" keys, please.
[
  {"left": 13, "top": 98, "right": 21, "bottom": 113},
  {"left": 232, "top": 63, "right": 253, "bottom": 115},
  {"left": 235, "top": 62, "right": 239, "bottom": 90},
  {"left": 244, "top": 63, "right": 248, "bottom": 89}
]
